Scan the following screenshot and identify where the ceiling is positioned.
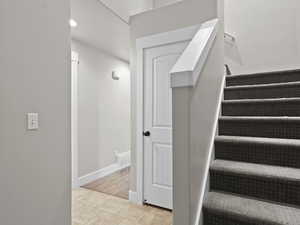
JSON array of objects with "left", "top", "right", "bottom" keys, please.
[
  {"left": 71, "top": 0, "right": 130, "bottom": 62},
  {"left": 100, "top": 0, "right": 131, "bottom": 22}
]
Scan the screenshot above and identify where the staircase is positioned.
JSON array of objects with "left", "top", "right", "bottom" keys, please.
[{"left": 203, "top": 69, "right": 300, "bottom": 225}]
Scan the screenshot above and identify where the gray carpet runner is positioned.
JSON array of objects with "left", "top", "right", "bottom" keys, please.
[
  {"left": 222, "top": 98, "right": 300, "bottom": 116},
  {"left": 203, "top": 69, "right": 300, "bottom": 225},
  {"left": 224, "top": 81, "right": 300, "bottom": 100},
  {"left": 226, "top": 69, "right": 300, "bottom": 86}
]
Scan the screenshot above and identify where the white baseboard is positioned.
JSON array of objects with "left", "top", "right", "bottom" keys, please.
[
  {"left": 72, "top": 179, "right": 80, "bottom": 189},
  {"left": 129, "top": 190, "right": 140, "bottom": 204},
  {"left": 115, "top": 150, "right": 131, "bottom": 168},
  {"left": 78, "top": 162, "right": 130, "bottom": 187}
]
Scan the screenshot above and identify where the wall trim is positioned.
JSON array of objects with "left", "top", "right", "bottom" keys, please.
[
  {"left": 129, "top": 191, "right": 139, "bottom": 204},
  {"left": 135, "top": 24, "right": 200, "bottom": 205},
  {"left": 194, "top": 74, "right": 226, "bottom": 225},
  {"left": 78, "top": 163, "right": 130, "bottom": 187},
  {"left": 71, "top": 51, "right": 79, "bottom": 189},
  {"left": 170, "top": 19, "right": 219, "bottom": 88},
  {"left": 115, "top": 150, "right": 131, "bottom": 168}
]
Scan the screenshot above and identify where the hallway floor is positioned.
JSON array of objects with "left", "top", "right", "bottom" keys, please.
[
  {"left": 83, "top": 167, "right": 130, "bottom": 199},
  {"left": 72, "top": 188, "right": 172, "bottom": 225}
]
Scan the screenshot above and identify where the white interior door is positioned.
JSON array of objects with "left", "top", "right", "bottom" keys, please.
[{"left": 143, "top": 41, "right": 189, "bottom": 209}]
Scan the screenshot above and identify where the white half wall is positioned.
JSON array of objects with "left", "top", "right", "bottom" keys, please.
[
  {"left": 130, "top": 0, "right": 218, "bottom": 194},
  {"left": 225, "top": 0, "right": 300, "bottom": 74},
  {"left": 0, "top": 1, "right": 70, "bottom": 225},
  {"left": 71, "top": 40, "right": 131, "bottom": 178}
]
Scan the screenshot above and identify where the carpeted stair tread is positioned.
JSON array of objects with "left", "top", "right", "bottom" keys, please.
[
  {"left": 219, "top": 116, "right": 300, "bottom": 139},
  {"left": 203, "top": 191, "right": 300, "bottom": 225},
  {"left": 222, "top": 98, "right": 300, "bottom": 116},
  {"left": 226, "top": 69, "right": 300, "bottom": 86},
  {"left": 225, "top": 80, "right": 300, "bottom": 90},
  {"left": 223, "top": 97, "right": 300, "bottom": 104},
  {"left": 211, "top": 160, "right": 300, "bottom": 181},
  {"left": 215, "top": 136, "right": 300, "bottom": 168},
  {"left": 215, "top": 135, "right": 300, "bottom": 146},
  {"left": 229, "top": 68, "right": 300, "bottom": 77},
  {"left": 224, "top": 81, "right": 300, "bottom": 100},
  {"left": 210, "top": 160, "right": 300, "bottom": 206},
  {"left": 204, "top": 69, "right": 300, "bottom": 223},
  {"left": 220, "top": 116, "right": 300, "bottom": 122}
]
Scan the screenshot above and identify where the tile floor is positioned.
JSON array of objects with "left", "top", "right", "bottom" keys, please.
[{"left": 72, "top": 188, "right": 172, "bottom": 225}]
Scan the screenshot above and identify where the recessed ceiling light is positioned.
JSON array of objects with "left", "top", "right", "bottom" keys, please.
[{"left": 69, "top": 19, "right": 78, "bottom": 28}]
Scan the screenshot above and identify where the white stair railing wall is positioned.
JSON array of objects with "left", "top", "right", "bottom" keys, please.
[{"left": 170, "top": 18, "right": 225, "bottom": 225}]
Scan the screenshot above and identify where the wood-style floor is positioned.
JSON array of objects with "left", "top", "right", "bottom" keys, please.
[
  {"left": 72, "top": 188, "right": 173, "bottom": 225},
  {"left": 83, "top": 167, "right": 130, "bottom": 199}
]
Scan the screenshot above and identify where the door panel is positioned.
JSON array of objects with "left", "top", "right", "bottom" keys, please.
[
  {"left": 143, "top": 41, "right": 188, "bottom": 209},
  {"left": 153, "top": 55, "right": 173, "bottom": 127},
  {"left": 153, "top": 143, "right": 173, "bottom": 187}
]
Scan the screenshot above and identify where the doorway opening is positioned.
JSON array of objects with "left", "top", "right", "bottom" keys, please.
[
  {"left": 70, "top": 42, "right": 172, "bottom": 225},
  {"left": 70, "top": 1, "right": 175, "bottom": 224},
  {"left": 70, "top": 46, "right": 131, "bottom": 200}
]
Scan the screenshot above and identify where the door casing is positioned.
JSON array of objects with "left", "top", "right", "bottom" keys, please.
[
  {"left": 135, "top": 24, "right": 200, "bottom": 205},
  {"left": 71, "top": 51, "right": 79, "bottom": 188}
]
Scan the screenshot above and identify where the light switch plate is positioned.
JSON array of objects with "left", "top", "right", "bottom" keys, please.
[{"left": 27, "top": 113, "right": 39, "bottom": 130}]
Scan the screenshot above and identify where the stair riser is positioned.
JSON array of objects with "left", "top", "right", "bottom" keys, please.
[
  {"left": 226, "top": 72, "right": 300, "bottom": 86},
  {"left": 210, "top": 171, "right": 300, "bottom": 206},
  {"left": 222, "top": 101, "right": 300, "bottom": 116},
  {"left": 224, "top": 85, "right": 300, "bottom": 100},
  {"left": 219, "top": 119, "right": 300, "bottom": 139},
  {"left": 215, "top": 141, "right": 300, "bottom": 168},
  {"left": 203, "top": 210, "right": 260, "bottom": 225}
]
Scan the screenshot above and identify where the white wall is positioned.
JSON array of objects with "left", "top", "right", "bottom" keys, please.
[
  {"left": 225, "top": 0, "right": 300, "bottom": 74},
  {"left": 0, "top": 1, "right": 70, "bottom": 225},
  {"left": 153, "top": 0, "right": 183, "bottom": 8},
  {"left": 130, "top": 0, "right": 185, "bottom": 15},
  {"left": 172, "top": 28, "right": 224, "bottom": 225},
  {"left": 71, "top": 0, "right": 130, "bottom": 62},
  {"left": 172, "top": 6, "right": 224, "bottom": 225},
  {"left": 72, "top": 40, "right": 131, "bottom": 177},
  {"left": 99, "top": 0, "right": 131, "bottom": 22},
  {"left": 130, "top": 0, "right": 217, "bottom": 193},
  {"left": 130, "top": 0, "right": 154, "bottom": 15}
]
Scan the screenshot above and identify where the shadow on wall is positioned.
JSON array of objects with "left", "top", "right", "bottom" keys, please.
[{"left": 225, "top": 35, "right": 243, "bottom": 69}]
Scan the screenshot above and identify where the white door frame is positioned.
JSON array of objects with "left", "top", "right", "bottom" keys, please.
[
  {"left": 71, "top": 51, "right": 79, "bottom": 188},
  {"left": 135, "top": 24, "right": 200, "bottom": 205}
]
